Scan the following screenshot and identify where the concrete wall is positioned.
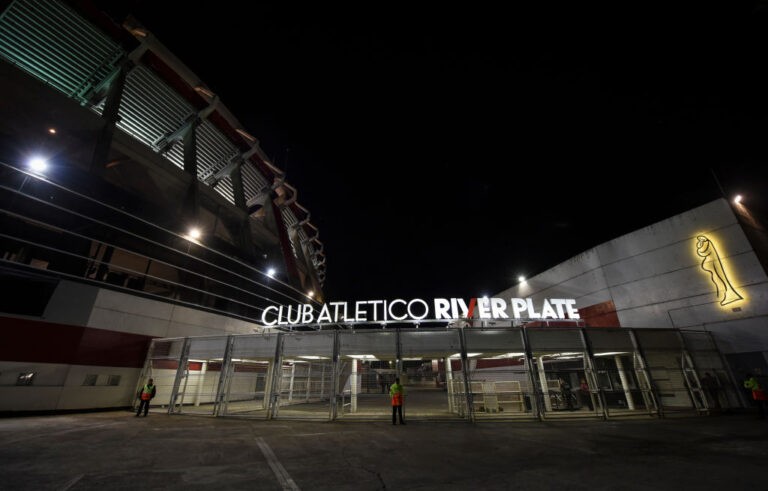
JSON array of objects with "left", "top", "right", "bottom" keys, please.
[
  {"left": 0, "top": 361, "right": 140, "bottom": 411},
  {"left": 0, "top": 281, "right": 263, "bottom": 412},
  {"left": 499, "top": 199, "right": 768, "bottom": 355},
  {"left": 87, "top": 288, "right": 260, "bottom": 338}
]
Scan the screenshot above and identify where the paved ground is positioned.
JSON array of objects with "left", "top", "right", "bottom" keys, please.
[{"left": 1, "top": 411, "right": 767, "bottom": 490}]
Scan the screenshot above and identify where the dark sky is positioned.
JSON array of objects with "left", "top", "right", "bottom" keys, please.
[{"left": 99, "top": 1, "right": 768, "bottom": 302}]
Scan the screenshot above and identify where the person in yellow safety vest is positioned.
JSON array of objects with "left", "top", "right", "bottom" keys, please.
[
  {"left": 389, "top": 377, "right": 405, "bottom": 425},
  {"left": 743, "top": 373, "right": 766, "bottom": 419},
  {"left": 135, "top": 378, "right": 157, "bottom": 417}
]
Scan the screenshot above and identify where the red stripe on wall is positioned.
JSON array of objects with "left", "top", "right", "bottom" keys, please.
[
  {"left": 0, "top": 316, "right": 153, "bottom": 368},
  {"left": 475, "top": 358, "right": 525, "bottom": 369},
  {"left": 577, "top": 300, "right": 621, "bottom": 327}
]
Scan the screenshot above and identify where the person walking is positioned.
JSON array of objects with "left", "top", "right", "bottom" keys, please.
[
  {"left": 136, "top": 378, "right": 157, "bottom": 417},
  {"left": 389, "top": 377, "right": 405, "bottom": 425}
]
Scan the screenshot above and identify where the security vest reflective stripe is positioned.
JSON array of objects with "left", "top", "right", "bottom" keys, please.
[
  {"left": 390, "top": 384, "right": 404, "bottom": 406},
  {"left": 141, "top": 384, "right": 153, "bottom": 401},
  {"left": 744, "top": 378, "right": 760, "bottom": 391},
  {"left": 744, "top": 378, "right": 764, "bottom": 400}
]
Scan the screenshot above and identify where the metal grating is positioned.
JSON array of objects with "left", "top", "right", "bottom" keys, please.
[
  {"left": 213, "top": 176, "right": 235, "bottom": 205},
  {"left": 0, "top": 0, "right": 324, "bottom": 282},
  {"left": 117, "top": 65, "right": 193, "bottom": 170},
  {"left": 0, "top": 0, "right": 123, "bottom": 104},
  {"left": 196, "top": 119, "right": 238, "bottom": 204},
  {"left": 281, "top": 208, "right": 300, "bottom": 259},
  {"left": 240, "top": 162, "right": 269, "bottom": 203}
]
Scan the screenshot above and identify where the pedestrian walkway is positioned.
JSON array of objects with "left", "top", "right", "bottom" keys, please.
[{"left": 1, "top": 411, "right": 766, "bottom": 490}]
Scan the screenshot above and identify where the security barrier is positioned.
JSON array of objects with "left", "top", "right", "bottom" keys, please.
[{"left": 137, "top": 326, "right": 740, "bottom": 421}]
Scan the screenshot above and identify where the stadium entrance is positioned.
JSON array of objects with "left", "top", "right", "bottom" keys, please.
[{"left": 140, "top": 327, "right": 738, "bottom": 422}]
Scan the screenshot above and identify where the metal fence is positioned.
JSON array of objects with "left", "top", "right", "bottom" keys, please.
[{"left": 137, "top": 326, "right": 742, "bottom": 422}]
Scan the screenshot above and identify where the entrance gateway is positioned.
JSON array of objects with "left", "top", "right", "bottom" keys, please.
[{"left": 137, "top": 324, "right": 739, "bottom": 422}]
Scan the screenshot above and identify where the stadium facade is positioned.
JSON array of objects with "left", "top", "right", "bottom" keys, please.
[
  {"left": 0, "top": 0, "right": 325, "bottom": 412},
  {"left": 1, "top": 0, "right": 765, "bottom": 421},
  {"left": 139, "top": 199, "right": 766, "bottom": 422}
]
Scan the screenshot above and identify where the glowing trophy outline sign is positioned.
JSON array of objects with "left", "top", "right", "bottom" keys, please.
[{"left": 695, "top": 235, "right": 743, "bottom": 306}]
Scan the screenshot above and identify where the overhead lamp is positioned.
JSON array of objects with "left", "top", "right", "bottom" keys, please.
[
  {"left": 518, "top": 275, "right": 526, "bottom": 283},
  {"left": 267, "top": 268, "right": 276, "bottom": 278},
  {"left": 188, "top": 227, "right": 201, "bottom": 240},
  {"left": 28, "top": 157, "right": 48, "bottom": 173},
  {"left": 733, "top": 195, "right": 743, "bottom": 205}
]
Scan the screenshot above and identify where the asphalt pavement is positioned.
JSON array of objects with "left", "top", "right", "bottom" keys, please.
[{"left": 1, "top": 410, "right": 767, "bottom": 490}]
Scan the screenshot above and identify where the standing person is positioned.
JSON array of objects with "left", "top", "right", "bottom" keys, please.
[
  {"left": 579, "top": 378, "right": 593, "bottom": 411},
  {"left": 136, "top": 378, "right": 157, "bottom": 417},
  {"left": 389, "top": 377, "right": 405, "bottom": 425},
  {"left": 743, "top": 373, "right": 766, "bottom": 419},
  {"left": 700, "top": 372, "right": 721, "bottom": 412}
]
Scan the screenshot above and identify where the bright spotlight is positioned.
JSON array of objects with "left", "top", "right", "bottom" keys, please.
[
  {"left": 733, "top": 195, "right": 742, "bottom": 204},
  {"left": 28, "top": 157, "right": 48, "bottom": 173},
  {"left": 307, "top": 290, "right": 314, "bottom": 297},
  {"left": 188, "top": 227, "right": 201, "bottom": 240},
  {"left": 267, "top": 268, "right": 276, "bottom": 278},
  {"left": 518, "top": 276, "right": 526, "bottom": 283}
]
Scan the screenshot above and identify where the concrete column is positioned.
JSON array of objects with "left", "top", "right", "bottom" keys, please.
[
  {"left": 537, "top": 356, "right": 552, "bottom": 411},
  {"left": 183, "top": 124, "right": 200, "bottom": 219},
  {"left": 230, "top": 163, "right": 247, "bottom": 211},
  {"left": 615, "top": 355, "right": 635, "bottom": 410},
  {"left": 305, "top": 363, "right": 312, "bottom": 401},
  {"left": 183, "top": 122, "right": 198, "bottom": 176},
  {"left": 90, "top": 62, "right": 129, "bottom": 173}
]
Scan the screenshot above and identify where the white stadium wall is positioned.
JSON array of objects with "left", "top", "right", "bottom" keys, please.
[{"left": 499, "top": 199, "right": 768, "bottom": 357}]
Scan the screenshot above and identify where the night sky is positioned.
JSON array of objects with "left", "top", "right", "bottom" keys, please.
[{"left": 98, "top": 1, "right": 768, "bottom": 302}]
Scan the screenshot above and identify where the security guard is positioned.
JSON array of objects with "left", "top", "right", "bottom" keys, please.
[
  {"left": 743, "top": 373, "right": 765, "bottom": 419},
  {"left": 389, "top": 377, "right": 405, "bottom": 425},
  {"left": 136, "top": 378, "right": 157, "bottom": 417}
]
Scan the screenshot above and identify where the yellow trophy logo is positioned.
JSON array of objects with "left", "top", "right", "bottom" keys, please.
[{"left": 695, "top": 235, "right": 743, "bottom": 306}]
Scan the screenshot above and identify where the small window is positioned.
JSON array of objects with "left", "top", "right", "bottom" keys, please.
[
  {"left": 16, "top": 372, "right": 36, "bottom": 386},
  {"left": 82, "top": 374, "right": 98, "bottom": 386},
  {"left": 107, "top": 375, "right": 121, "bottom": 386}
]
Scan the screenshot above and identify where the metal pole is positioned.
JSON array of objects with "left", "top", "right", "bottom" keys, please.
[
  {"left": 168, "top": 338, "right": 190, "bottom": 415},
  {"left": 458, "top": 328, "right": 474, "bottom": 422},
  {"left": 267, "top": 333, "right": 285, "bottom": 420},
  {"left": 578, "top": 328, "right": 603, "bottom": 419},
  {"left": 520, "top": 327, "right": 544, "bottom": 419},
  {"left": 213, "top": 335, "right": 234, "bottom": 416},
  {"left": 629, "top": 329, "right": 663, "bottom": 418},
  {"left": 331, "top": 330, "right": 341, "bottom": 420}
]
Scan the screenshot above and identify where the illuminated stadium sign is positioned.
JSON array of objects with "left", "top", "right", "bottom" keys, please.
[
  {"left": 695, "top": 235, "right": 744, "bottom": 306},
  {"left": 261, "top": 297, "right": 580, "bottom": 327}
]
